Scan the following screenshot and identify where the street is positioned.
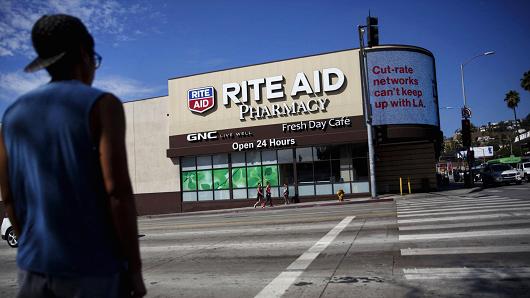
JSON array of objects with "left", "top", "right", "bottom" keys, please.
[{"left": 1, "top": 184, "right": 529, "bottom": 297}]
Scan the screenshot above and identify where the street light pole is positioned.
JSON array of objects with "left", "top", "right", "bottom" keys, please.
[
  {"left": 459, "top": 51, "right": 495, "bottom": 187},
  {"left": 460, "top": 51, "right": 495, "bottom": 108}
]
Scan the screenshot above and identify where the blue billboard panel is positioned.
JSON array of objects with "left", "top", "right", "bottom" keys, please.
[{"left": 366, "top": 50, "right": 439, "bottom": 126}]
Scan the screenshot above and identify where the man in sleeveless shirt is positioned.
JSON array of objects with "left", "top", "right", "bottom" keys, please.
[{"left": 0, "top": 14, "right": 146, "bottom": 297}]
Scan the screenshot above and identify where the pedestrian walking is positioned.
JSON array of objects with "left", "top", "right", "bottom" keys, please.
[
  {"left": 265, "top": 181, "right": 273, "bottom": 207},
  {"left": 0, "top": 14, "right": 145, "bottom": 297},
  {"left": 282, "top": 183, "right": 289, "bottom": 205},
  {"left": 253, "top": 182, "right": 264, "bottom": 208}
]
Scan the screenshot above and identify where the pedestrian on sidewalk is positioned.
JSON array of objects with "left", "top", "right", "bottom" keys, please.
[
  {"left": 0, "top": 14, "right": 145, "bottom": 298},
  {"left": 265, "top": 181, "right": 273, "bottom": 207},
  {"left": 282, "top": 183, "right": 289, "bottom": 205},
  {"left": 254, "top": 182, "right": 264, "bottom": 208}
]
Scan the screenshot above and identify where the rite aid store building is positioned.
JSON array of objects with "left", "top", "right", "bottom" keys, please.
[{"left": 124, "top": 45, "right": 442, "bottom": 215}]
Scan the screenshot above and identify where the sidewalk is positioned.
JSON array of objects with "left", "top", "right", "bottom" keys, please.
[
  {"left": 141, "top": 195, "right": 395, "bottom": 219},
  {"left": 388, "top": 182, "right": 482, "bottom": 200}
]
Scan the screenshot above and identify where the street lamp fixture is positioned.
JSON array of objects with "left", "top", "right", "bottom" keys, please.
[{"left": 460, "top": 51, "right": 495, "bottom": 109}]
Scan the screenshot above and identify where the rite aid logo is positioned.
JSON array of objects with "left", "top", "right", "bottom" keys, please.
[{"left": 188, "top": 86, "right": 215, "bottom": 113}]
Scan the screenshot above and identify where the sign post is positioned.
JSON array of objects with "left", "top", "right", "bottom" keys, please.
[{"left": 358, "top": 24, "right": 377, "bottom": 200}]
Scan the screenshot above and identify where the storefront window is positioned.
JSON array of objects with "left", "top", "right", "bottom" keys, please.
[
  {"left": 212, "top": 154, "right": 228, "bottom": 168},
  {"left": 197, "top": 156, "right": 212, "bottom": 170},
  {"left": 313, "top": 146, "right": 330, "bottom": 161},
  {"left": 213, "top": 169, "right": 229, "bottom": 189},
  {"left": 182, "top": 192, "right": 197, "bottom": 202},
  {"left": 278, "top": 163, "right": 294, "bottom": 185},
  {"left": 214, "top": 190, "right": 230, "bottom": 200},
  {"left": 181, "top": 171, "right": 197, "bottom": 191},
  {"left": 197, "top": 170, "right": 213, "bottom": 190},
  {"left": 180, "top": 143, "right": 369, "bottom": 202},
  {"left": 297, "top": 163, "right": 314, "bottom": 183},
  {"left": 314, "top": 160, "right": 331, "bottom": 182},
  {"left": 233, "top": 189, "right": 247, "bottom": 199},
  {"left": 261, "top": 150, "right": 277, "bottom": 165},
  {"left": 296, "top": 147, "right": 313, "bottom": 163},
  {"left": 231, "top": 167, "right": 247, "bottom": 188},
  {"left": 263, "top": 165, "right": 279, "bottom": 186},
  {"left": 181, "top": 157, "right": 196, "bottom": 171},
  {"left": 198, "top": 191, "right": 212, "bottom": 201},
  {"left": 352, "top": 158, "right": 368, "bottom": 181},
  {"left": 232, "top": 152, "right": 245, "bottom": 167},
  {"left": 278, "top": 149, "right": 293, "bottom": 163},
  {"left": 246, "top": 166, "right": 262, "bottom": 187},
  {"left": 246, "top": 151, "right": 261, "bottom": 165}
]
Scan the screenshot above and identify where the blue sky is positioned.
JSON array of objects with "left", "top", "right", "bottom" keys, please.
[{"left": 1, "top": 0, "right": 529, "bottom": 136}]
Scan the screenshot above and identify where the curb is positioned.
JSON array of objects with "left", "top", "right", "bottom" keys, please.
[{"left": 141, "top": 197, "right": 395, "bottom": 219}]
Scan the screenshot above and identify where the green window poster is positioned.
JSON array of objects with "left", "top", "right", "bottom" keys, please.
[
  {"left": 182, "top": 171, "right": 197, "bottom": 191},
  {"left": 213, "top": 169, "right": 229, "bottom": 189},
  {"left": 247, "top": 166, "right": 262, "bottom": 187},
  {"left": 263, "top": 165, "right": 279, "bottom": 186},
  {"left": 231, "top": 167, "right": 246, "bottom": 188},
  {"left": 197, "top": 170, "right": 213, "bottom": 190}
]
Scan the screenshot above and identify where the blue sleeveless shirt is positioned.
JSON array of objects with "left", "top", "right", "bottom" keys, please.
[{"left": 2, "top": 80, "right": 124, "bottom": 276}]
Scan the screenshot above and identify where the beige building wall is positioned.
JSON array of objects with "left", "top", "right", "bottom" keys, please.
[
  {"left": 168, "top": 49, "right": 363, "bottom": 135},
  {"left": 124, "top": 96, "right": 180, "bottom": 194}
]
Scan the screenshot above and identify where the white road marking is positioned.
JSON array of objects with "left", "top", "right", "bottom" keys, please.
[
  {"left": 403, "top": 267, "right": 530, "bottom": 280},
  {"left": 254, "top": 216, "right": 355, "bottom": 298},
  {"left": 398, "top": 212, "right": 530, "bottom": 224},
  {"left": 396, "top": 198, "right": 520, "bottom": 210},
  {"left": 397, "top": 206, "right": 530, "bottom": 218},
  {"left": 399, "top": 228, "right": 530, "bottom": 241},
  {"left": 398, "top": 219, "right": 530, "bottom": 231},
  {"left": 401, "top": 245, "right": 530, "bottom": 256},
  {"left": 397, "top": 201, "right": 530, "bottom": 215},
  {"left": 398, "top": 195, "right": 503, "bottom": 204}
]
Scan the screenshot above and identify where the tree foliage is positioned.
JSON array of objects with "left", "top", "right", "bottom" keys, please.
[{"left": 522, "top": 70, "right": 530, "bottom": 92}]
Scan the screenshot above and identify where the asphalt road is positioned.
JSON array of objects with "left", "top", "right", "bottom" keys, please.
[{"left": 1, "top": 183, "right": 529, "bottom": 297}]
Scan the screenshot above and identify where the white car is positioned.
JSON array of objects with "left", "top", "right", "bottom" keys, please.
[
  {"left": 1, "top": 217, "right": 18, "bottom": 248},
  {"left": 516, "top": 162, "right": 530, "bottom": 181}
]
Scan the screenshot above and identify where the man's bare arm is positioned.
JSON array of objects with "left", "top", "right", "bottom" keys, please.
[
  {"left": 91, "top": 94, "right": 143, "bottom": 274},
  {"left": 0, "top": 131, "right": 21, "bottom": 236}
]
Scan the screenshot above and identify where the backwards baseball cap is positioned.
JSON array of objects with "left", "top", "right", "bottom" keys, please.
[{"left": 24, "top": 14, "right": 94, "bottom": 73}]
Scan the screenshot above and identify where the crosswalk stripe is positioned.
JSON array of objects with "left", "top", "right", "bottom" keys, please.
[
  {"left": 398, "top": 219, "right": 530, "bottom": 231},
  {"left": 396, "top": 198, "right": 521, "bottom": 210},
  {"left": 399, "top": 228, "right": 530, "bottom": 241},
  {"left": 397, "top": 206, "right": 530, "bottom": 218},
  {"left": 397, "top": 195, "right": 503, "bottom": 204},
  {"left": 397, "top": 201, "right": 530, "bottom": 215},
  {"left": 255, "top": 216, "right": 355, "bottom": 298},
  {"left": 403, "top": 267, "right": 530, "bottom": 280},
  {"left": 398, "top": 212, "right": 530, "bottom": 224},
  {"left": 400, "top": 245, "right": 530, "bottom": 255}
]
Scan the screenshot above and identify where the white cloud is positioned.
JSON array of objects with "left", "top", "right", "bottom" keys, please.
[
  {"left": 0, "top": 71, "right": 49, "bottom": 101},
  {"left": 0, "top": 71, "right": 160, "bottom": 104},
  {"left": 93, "top": 75, "right": 161, "bottom": 100},
  {"left": 0, "top": 0, "right": 151, "bottom": 58}
]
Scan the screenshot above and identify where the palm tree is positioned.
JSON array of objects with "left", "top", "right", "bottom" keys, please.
[
  {"left": 522, "top": 71, "right": 530, "bottom": 92},
  {"left": 504, "top": 90, "right": 520, "bottom": 124}
]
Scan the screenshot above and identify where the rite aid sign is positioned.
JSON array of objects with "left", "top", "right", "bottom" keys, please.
[
  {"left": 186, "top": 68, "right": 345, "bottom": 118},
  {"left": 188, "top": 86, "right": 215, "bottom": 113}
]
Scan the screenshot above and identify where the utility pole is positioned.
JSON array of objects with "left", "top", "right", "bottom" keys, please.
[{"left": 358, "top": 16, "right": 378, "bottom": 199}]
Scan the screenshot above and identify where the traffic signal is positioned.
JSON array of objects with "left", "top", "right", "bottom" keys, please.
[
  {"left": 374, "top": 125, "right": 387, "bottom": 145},
  {"left": 462, "top": 119, "right": 471, "bottom": 147},
  {"left": 366, "top": 16, "right": 379, "bottom": 47}
]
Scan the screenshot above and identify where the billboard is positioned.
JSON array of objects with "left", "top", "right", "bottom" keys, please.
[
  {"left": 366, "top": 49, "right": 439, "bottom": 126},
  {"left": 458, "top": 146, "right": 494, "bottom": 158}
]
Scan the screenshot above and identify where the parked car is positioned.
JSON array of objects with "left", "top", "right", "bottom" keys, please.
[
  {"left": 516, "top": 162, "right": 530, "bottom": 182},
  {"left": 1, "top": 217, "right": 18, "bottom": 248},
  {"left": 481, "top": 164, "right": 523, "bottom": 186}
]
